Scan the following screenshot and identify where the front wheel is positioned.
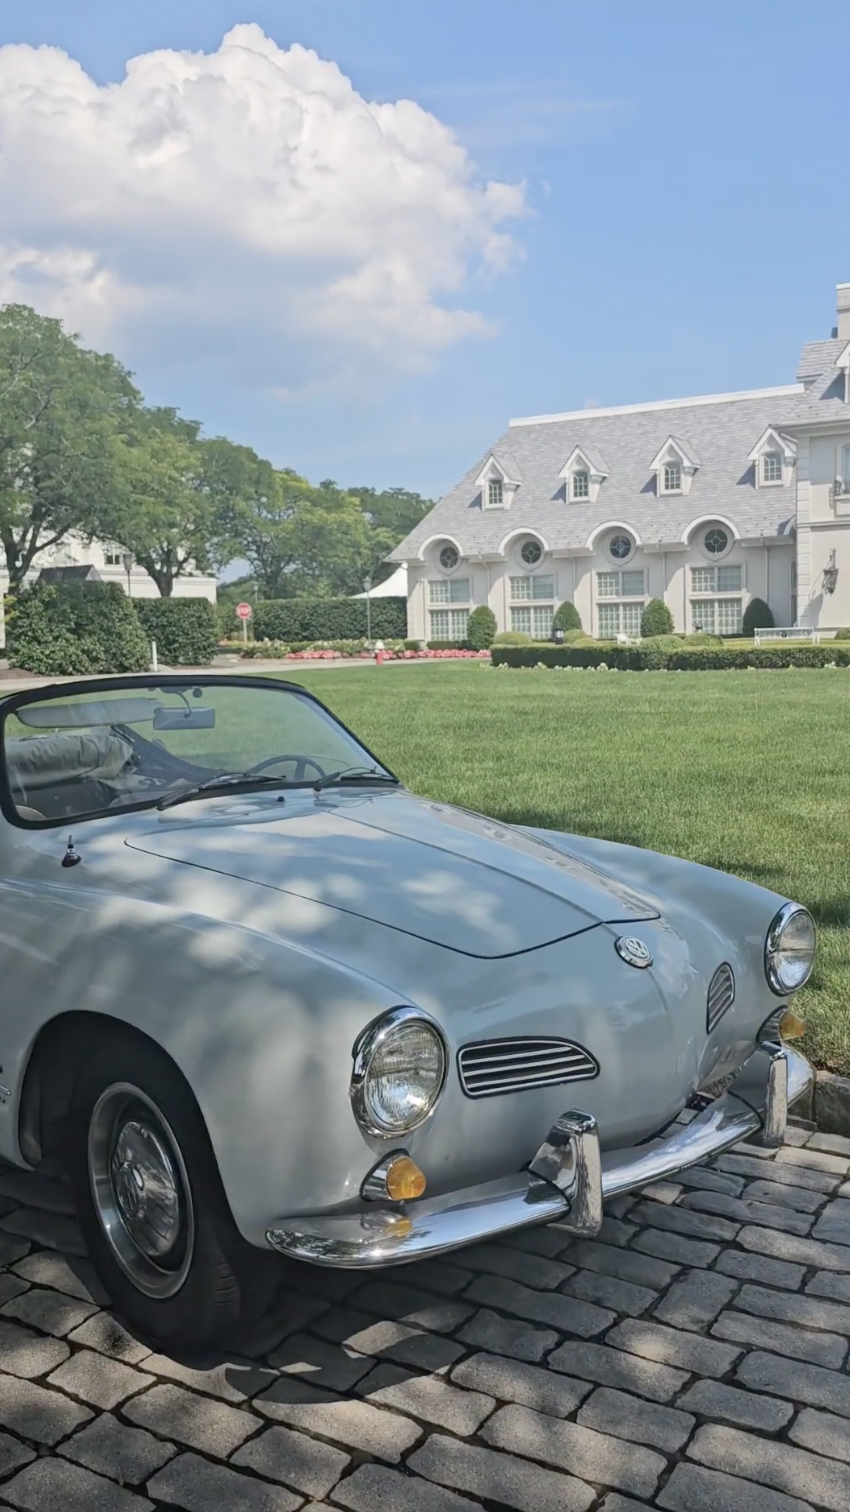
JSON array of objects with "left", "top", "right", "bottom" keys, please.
[{"left": 68, "top": 1039, "right": 280, "bottom": 1350}]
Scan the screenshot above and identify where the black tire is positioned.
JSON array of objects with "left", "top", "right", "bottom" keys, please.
[{"left": 67, "top": 1035, "right": 281, "bottom": 1352}]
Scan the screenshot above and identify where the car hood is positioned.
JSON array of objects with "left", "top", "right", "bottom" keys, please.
[{"left": 126, "top": 790, "right": 658, "bottom": 959}]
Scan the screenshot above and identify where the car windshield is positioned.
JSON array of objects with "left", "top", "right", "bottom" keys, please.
[{"left": 0, "top": 677, "right": 396, "bottom": 826}]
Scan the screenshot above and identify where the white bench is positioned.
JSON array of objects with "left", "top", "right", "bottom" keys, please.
[{"left": 754, "top": 627, "right": 821, "bottom": 645}]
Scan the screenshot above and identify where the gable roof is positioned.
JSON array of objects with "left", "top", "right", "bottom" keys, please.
[
  {"left": 796, "top": 339, "right": 845, "bottom": 382},
  {"left": 37, "top": 565, "right": 103, "bottom": 584},
  {"left": 390, "top": 386, "right": 799, "bottom": 561}
]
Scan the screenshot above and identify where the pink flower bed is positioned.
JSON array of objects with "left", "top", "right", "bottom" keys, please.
[{"left": 279, "top": 648, "right": 491, "bottom": 662}]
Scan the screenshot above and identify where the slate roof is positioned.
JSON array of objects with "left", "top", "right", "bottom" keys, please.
[
  {"left": 777, "top": 339, "right": 850, "bottom": 429},
  {"left": 391, "top": 386, "right": 801, "bottom": 561},
  {"left": 796, "top": 338, "right": 846, "bottom": 382},
  {"left": 37, "top": 565, "right": 103, "bottom": 584}
]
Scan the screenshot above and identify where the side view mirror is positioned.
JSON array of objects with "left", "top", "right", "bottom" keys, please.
[{"left": 153, "top": 706, "right": 216, "bottom": 730}]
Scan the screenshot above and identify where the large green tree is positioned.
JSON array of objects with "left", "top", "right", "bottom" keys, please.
[
  {"left": 230, "top": 470, "right": 373, "bottom": 600},
  {"left": 114, "top": 414, "right": 261, "bottom": 597},
  {"left": 0, "top": 304, "right": 140, "bottom": 592}
]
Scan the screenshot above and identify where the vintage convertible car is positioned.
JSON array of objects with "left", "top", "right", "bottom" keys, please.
[{"left": 0, "top": 673, "right": 814, "bottom": 1349}]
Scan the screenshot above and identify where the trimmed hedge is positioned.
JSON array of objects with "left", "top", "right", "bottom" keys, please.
[
  {"left": 7, "top": 581, "right": 150, "bottom": 676},
  {"left": 491, "top": 642, "right": 850, "bottom": 671},
  {"left": 742, "top": 597, "right": 775, "bottom": 635},
  {"left": 134, "top": 598, "right": 219, "bottom": 666},
  {"left": 553, "top": 600, "right": 582, "bottom": 633},
  {"left": 254, "top": 596, "right": 407, "bottom": 642},
  {"left": 641, "top": 597, "right": 674, "bottom": 636},
  {"left": 467, "top": 605, "right": 497, "bottom": 650}
]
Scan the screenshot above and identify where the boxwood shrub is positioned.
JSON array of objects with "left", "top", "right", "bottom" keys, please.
[
  {"left": 490, "top": 641, "right": 850, "bottom": 671},
  {"left": 466, "top": 605, "right": 497, "bottom": 650},
  {"left": 7, "top": 581, "right": 150, "bottom": 675},
  {"left": 254, "top": 597, "right": 407, "bottom": 642},
  {"left": 133, "top": 598, "right": 219, "bottom": 666}
]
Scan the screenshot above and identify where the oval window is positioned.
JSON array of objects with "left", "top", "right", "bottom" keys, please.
[
  {"left": 439, "top": 544, "right": 459, "bottom": 570},
  {"left": 704, "top": 528, "right": 729, "bottom": 557},
  {"left": 521, "top": 540, "right": 542, "bottom": 566},
  {"left": 609, "top": 534, "right": 632, "bottom": 561}
]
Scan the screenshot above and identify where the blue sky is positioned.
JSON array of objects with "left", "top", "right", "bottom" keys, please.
[{"left": 0, "top": 0, "right": 848, "bottom": 504}]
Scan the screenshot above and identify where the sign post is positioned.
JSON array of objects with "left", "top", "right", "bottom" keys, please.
[{"left": 235, "top": 601, "right": 253, "bottom": 646}]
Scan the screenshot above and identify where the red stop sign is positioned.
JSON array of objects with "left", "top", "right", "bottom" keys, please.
[{"left": 235, "top": 602, "right": 253, "bottom": 621}]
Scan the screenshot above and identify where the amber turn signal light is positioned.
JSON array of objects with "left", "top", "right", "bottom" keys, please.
[
  {"left": 385, "top": 1156, "right": 427, "bottom": 1202},
  {"left": 779, "top": 1010, "right": 806, "bottom": 1040}
]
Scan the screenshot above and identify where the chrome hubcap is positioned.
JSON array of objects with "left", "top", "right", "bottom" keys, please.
[{"left": 88, "top": 1084, "right": 194, "bottom": 1299}]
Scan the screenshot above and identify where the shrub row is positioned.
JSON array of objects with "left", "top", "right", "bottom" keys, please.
[
  {"left": 134, "top": 598, "right": 218, "bottom": 665},
  {"left": 253, "top": 596, "right": 407, "bottom": 642},
  {"left": 491, "top": 641, "right": 850, "bottom": 671},
  {"left": 6, "top": 583, "right": 220, "bottom": 674}
]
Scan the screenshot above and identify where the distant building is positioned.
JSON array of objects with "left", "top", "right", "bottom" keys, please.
[
  {"left": 0, "top": 536, "right": 217, "bottom": 646},
  {"left": 391, "top": 282, "right": 850, "bottom": 640}
]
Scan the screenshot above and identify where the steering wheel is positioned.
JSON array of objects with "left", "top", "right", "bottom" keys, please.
[{"left": 244, "top": 754, "right": 328, "bottom": 781}]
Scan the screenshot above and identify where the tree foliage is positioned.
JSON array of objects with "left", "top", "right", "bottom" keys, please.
[
  {"left": 640, "top": 597, "right": 675, "bottom": 637},
  {"left": 0, "top": 305, "right": 139, "bottom": 591},
  {"left": 0, "top": 302, "right": 435, "bottom": 601}
]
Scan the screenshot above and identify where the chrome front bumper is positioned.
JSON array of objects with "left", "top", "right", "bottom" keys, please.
[{"left": 266, "top": 1043, "right": 812, "bottom": 1269}]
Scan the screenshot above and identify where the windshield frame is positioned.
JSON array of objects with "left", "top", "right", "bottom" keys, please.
[{"left": 0, "top": 673, "right": 400, "bottom": 831}]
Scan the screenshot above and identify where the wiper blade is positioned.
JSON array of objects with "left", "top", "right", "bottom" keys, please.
[
  {"left": 312, "top": 766, "right": 399, "bottom": 793},
  {"left": 156, "top": 772, "right": 288, "bottom": 811}
]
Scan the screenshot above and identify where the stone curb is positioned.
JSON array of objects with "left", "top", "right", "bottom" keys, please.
[{"left": 790, "top": 1063, "right": 850, "bottom": 1135}]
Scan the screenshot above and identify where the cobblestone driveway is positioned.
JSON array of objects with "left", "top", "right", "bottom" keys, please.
[{"left": 0, "top": 1121, "right": 848, "bottom": 1510}]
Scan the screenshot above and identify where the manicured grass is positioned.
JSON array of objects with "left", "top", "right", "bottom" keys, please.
[{"left": 278, "top": 662, "right": 850, "bottom": 1077}]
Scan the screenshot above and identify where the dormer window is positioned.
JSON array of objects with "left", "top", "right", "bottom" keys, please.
[
  {"left": 748, "top": 427, "right": 796, "bottom": 487},
  {"left": 762, "top": 453, "right": 783, "bottom": 484},
  {"left": 476, "top": 452, "right": 521, "bottom": 510},
  {"left": 559, "top": 447, "right": 608, "bottom": 504},
  {"left": 650, "top": 436, "right": 700, "bottom": 496}
]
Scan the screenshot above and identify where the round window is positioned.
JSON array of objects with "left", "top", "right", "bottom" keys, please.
[
  {"left": 521, "top": 540, "right": 542, "bottom": 566},
  {"left": 609, "top": 534, "right": 632, "bottom": 561},
  {"left": 439, "top": 544, "right": 459, "bottom": 571},
  {"left": 704, "top": 528, "right": 729, "bottom": 557}
]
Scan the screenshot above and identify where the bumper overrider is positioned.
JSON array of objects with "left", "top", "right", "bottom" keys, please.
[{"left": 266, "top": 1043, "right": 812, "bottom": 1269}]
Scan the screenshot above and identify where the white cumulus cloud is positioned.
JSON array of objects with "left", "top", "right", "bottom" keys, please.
[{"left": 0, "top": 24, "right": 525, "bottom": 392}]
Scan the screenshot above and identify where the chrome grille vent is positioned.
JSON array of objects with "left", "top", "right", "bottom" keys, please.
[
  {"left": 707, "top": 963, "right": 735, "bottom": 1033},
  {"left": 457, "top": 1037, "right": 599, "bottom": 1099}
]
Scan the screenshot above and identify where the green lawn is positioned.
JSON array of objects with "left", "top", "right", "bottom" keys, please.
[{"left": 276, "top": 662, "right": 850, "bottom": 1077}]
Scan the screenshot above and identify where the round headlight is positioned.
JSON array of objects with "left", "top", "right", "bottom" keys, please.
[
  {"left": 765, "top": 904, "right": 816, "bottom": 995},
  {"left": 351, "top": 1008, "right": 447, "bottom": 1136}
]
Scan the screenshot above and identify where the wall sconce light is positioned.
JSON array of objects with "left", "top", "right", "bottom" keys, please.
[{"left": 823, "top": 549, "right": 839, "bottom": 596}]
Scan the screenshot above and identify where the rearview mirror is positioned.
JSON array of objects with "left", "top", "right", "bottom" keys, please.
[{"left": 153, "top": 706, "right": 216, "bottom": 730}]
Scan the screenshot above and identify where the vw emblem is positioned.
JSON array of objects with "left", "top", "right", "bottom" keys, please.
[{"left": 615, "top": 936, "right": 653, "bottom": 969}]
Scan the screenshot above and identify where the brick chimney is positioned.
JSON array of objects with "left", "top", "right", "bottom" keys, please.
[{"left": 838, "top": 283, "right": 850, "bottom": 340}]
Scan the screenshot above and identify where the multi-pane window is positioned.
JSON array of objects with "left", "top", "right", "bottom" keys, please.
[
  {"left": 598, "top": 602, "right": 644, "bottom": 638},
  {"left": 571, "top": 471, "right": 589, "bottom": 500},
  {"left": 509, "top": 575, "right": 554, "bottom": 601},
  {"left": 104, "top": 549, "right": 124, "bottom": 566},
  {"left": 762, "top": 453, "right": 783, "bottom": 484},
  {"left": 690, "top": 563, "right": 742, "bottom": 636},
  {"left": 430, "top": 609, "right": 470, "bottom": 640},
  {"left": 487, "top": 478, "right": 504, "bottom": 507},
  {"left": 690, "top": 599, "right": 743, "bottom": 636},
  {"left": 597, "top": 570, "right": 645, "bottom": 598},
  {"left": 662, "top": 462, "right": 682, "bottom": 492},
  {"left": 690, "top": 565, "right": 742, "bottom": 593},
  {"left": 842, "top": 444, "right": 850, "bottom": 488},
  {"left": 429, "top": 578, "right": 470, "bottom": 604},
  {"left": 511, "top": 605, "right": 555, "bottom": 637}
]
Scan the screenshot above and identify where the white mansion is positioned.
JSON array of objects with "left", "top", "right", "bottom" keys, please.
[{"left": 391, "top": 282, "right": 850, "bottom": 642}]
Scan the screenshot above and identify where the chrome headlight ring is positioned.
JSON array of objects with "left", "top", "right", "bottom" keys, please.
[
  {"left": 350, "top": 1006, "right": 449, "bottom": 1138},
  {"left": 765, "top": 903, "right": 816, "bottom": 996}
]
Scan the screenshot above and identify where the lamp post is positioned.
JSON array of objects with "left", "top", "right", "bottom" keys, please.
[
  {"left": 121, "top": 550, "right": 133, "bottom": 599},
  {"left": 364, "top": 575, "right": 372, "bottom": 647},
  {"left": 823, "top": 549, "right": 839, "bottom": 596}
]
